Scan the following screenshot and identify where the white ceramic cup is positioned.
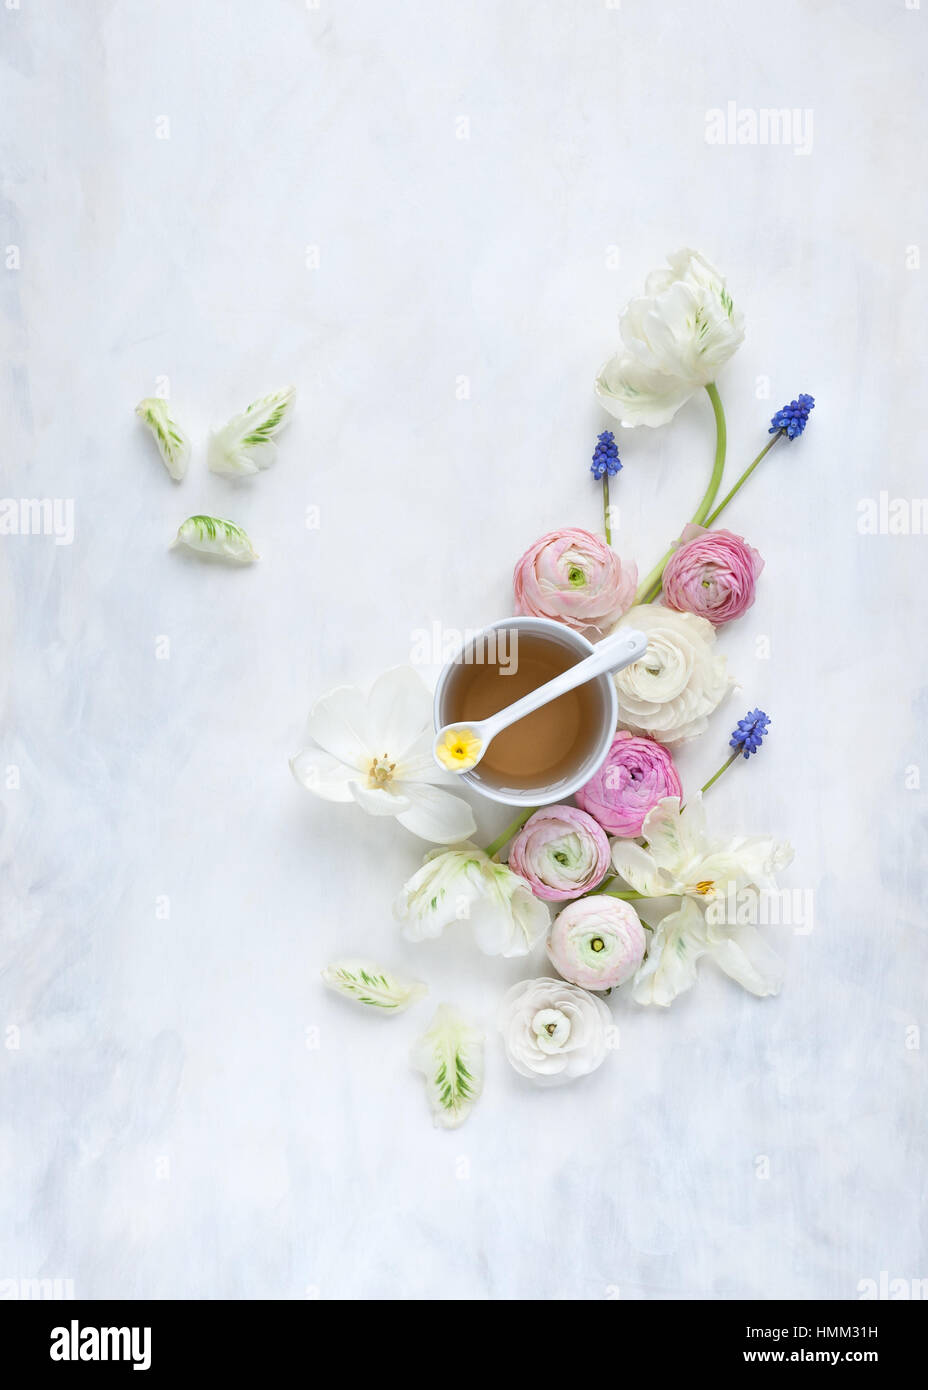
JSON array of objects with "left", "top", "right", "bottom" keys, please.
[{"left": 432, "top": 616, "right": 618, "bottom": 807}]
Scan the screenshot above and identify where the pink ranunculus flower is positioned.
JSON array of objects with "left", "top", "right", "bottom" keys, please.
[
  {"left": 513, "top": 527, "right": 637, "bottom": 634},
  {"left": 661, "top": 523, "right": 764, "bottom": 626},
  {"left": 546, "top": 896, "right": 646, "bottom": 991},
  {"left": 575, "top": 730, "right": 682, "bottom": 838},
  {"left": 508, "top": 806, "right": 611, "bottom": 902}
]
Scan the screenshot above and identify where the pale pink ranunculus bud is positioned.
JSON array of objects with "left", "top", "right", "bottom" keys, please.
[
  {"left": 546, "top": 895, "right": 646, "bottom": 991},
  {"left": 507, "top": 805, "right": 611, "bottom": 903},
  {"left": 575, "top": 730, "right": 683, "bottom": 838},
  {"left": 513, "top": 527, "right": 637, "bottom": 634},
  {"left": 661, "top": 523, "right": 763, "bottom": 625}
]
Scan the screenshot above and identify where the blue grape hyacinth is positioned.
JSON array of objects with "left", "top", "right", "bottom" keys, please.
[
  {"left": 730, "top": 709, "right": 771, "bottom": 759},
  {"left": 769, "top": 394, "right": 814, "bottom": 439},
  {"left": 591, "top": 430, "right": 622, "bottom": 480}
]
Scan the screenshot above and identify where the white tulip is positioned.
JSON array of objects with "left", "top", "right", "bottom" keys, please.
[
  {"left": 498, "top": 977, "right": 613, "bottom": 1085},
  {"left": 394, "top": 844, "right": 550, "bottom": 958},
  {"left": 609, "top": 796, "right": 794, "bottom": 1006},
  {"left": 595, "top": 249, "right": 744, "bottom": 428},
  {"left": 611, "top": 604, "right": 733, "bottom": 744},
  {"left": 290, "top": 666, "right": 476, "bottom": 844}
]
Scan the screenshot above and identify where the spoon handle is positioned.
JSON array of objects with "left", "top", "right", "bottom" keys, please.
[{"left": 482, "top": 626, "right": 648, "bottom": 740}]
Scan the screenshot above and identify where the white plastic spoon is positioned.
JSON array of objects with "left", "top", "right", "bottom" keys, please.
[{"left": 433, "top": 626, "right": 648, "bottom": 773}]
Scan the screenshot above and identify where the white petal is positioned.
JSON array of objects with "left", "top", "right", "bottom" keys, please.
[
  {"left": 349, "top": 781, "right": 410, "bottom": 817},
  {"left": 171, "top": 515, "right": 258, "bottom": 563},
  {"left": 676, "top": 793, "right": 707, "bottom": 850},
  {"left": 410, "top": 1004, "right": 484, "bottom": 1129},
  {"left": 468, "top": 889, "right": 549, "bottom": 958},
  {"left": 725, "top": 835, "right": 794, "bottom": 888},
  {"left": 394, "top": 781, "right": 477, "bottom": 843},
  {"left": 707, "top": 924, "right": 784, "bottom": 997},
  {"left": 289, "top": 747, "right": 356, "bottom": 802},
  {"left": 695, "top": 851, "right": 754, "bottom": 898},
  {"left": 136, "top": 397, "right": 190, "bottom": 480},
  {"left": 397, "top": 751, "right": 456, "bottom": 784},
  {"left": 632, "top": 898, "right": 707, "bottom": 1006},
  {"left": 322, "top": 959, "right": 427, "bottom": 1013},
  {"left": 609, "top": 840, "right": 669, "bottom": 897},
  {"left": 395, "top": 727, "right": 459, "bottom": 785},
  {"left": 208, "top": 386, "right": 296, "bottom": 477},
  {"left": 305, "top": 686, "right": 371, "bottom": 768},
  {"left": 646, "top": 803, "right": 689, "bottom": 868},
  {"left": 366, "top": 667, "right": 433, "bottom": 761},
  {"left": 594, "top": 353, "right": 696, "bottom": 429}
]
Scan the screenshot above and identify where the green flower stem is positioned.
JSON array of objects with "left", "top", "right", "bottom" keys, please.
[
  {"left": 484, "top": 806, "right": 537, "bottom": 860},
  {"left": 598, "top": 887, "right": 645, "bottom": 901},
  {"left": 588, "top": 873, "right": 616, "bottom": 896},
  {"left": 702, "top": 430, "right": 783, "bottom": 528},
  {"left": 693, "top": 381, "right": 727, "bottom": 525},
  {"left": 634, "top": 382, "right": 727, "bottom": 606},
  {"left": 603, "top": 472, "right": 612, "bottom": 545},
  {"left": 680, "top": 748, "right": 740, "bottom": 811},
  {"left": 699, "top": 749, "right": 740, "bottom": 796},
  {"left": 588, "top": 874, "right": 642, "bottom": 900}
]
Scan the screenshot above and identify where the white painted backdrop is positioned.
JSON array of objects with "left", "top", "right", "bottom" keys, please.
[{"left": 2, "top": 0, "right": 925, "bottom": 1300}]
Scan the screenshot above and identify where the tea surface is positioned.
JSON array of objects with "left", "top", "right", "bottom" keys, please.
[{"left": 443, "top": 632, "right": 602, "bottom": 789}]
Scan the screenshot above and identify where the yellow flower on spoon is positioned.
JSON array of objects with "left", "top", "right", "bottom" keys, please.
[{"left": 434, "top": 727, "right": 483, "bottom": 772}]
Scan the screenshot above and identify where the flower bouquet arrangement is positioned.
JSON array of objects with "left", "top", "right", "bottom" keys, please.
[{"left": 291, "top": 249, "right": 814, "bottom": 1128}]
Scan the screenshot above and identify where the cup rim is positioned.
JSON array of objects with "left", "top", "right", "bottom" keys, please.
[{"left": 432, "top": 615, "right": 618, "bottom": 807}]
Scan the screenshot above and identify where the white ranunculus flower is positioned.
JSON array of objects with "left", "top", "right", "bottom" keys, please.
[
  {"left": 394, "top": 844, "right": 550, "bottom": 958},
  {"left": 498, "top": 977, "right": 613, "bottom": 1085},
  {"left": 609, "top": 796, "right": 794, "bottom": 1006},
  {"left": 611, "top": 604, "right": 733, "bottom": 744},
  {"left": 595, "top": 249, "right": 745, "bottom": 428},
  {"left": 290, "top": 666, "right": 476, "bottom": 844}
]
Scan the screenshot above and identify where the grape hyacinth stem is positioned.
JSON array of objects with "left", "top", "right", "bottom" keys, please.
[
  {"left": 698, "top": 749, "right": 741, "bottom": 796},
  {"left": 703, "top": 432, "right": 783, "bottom": 528}
]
